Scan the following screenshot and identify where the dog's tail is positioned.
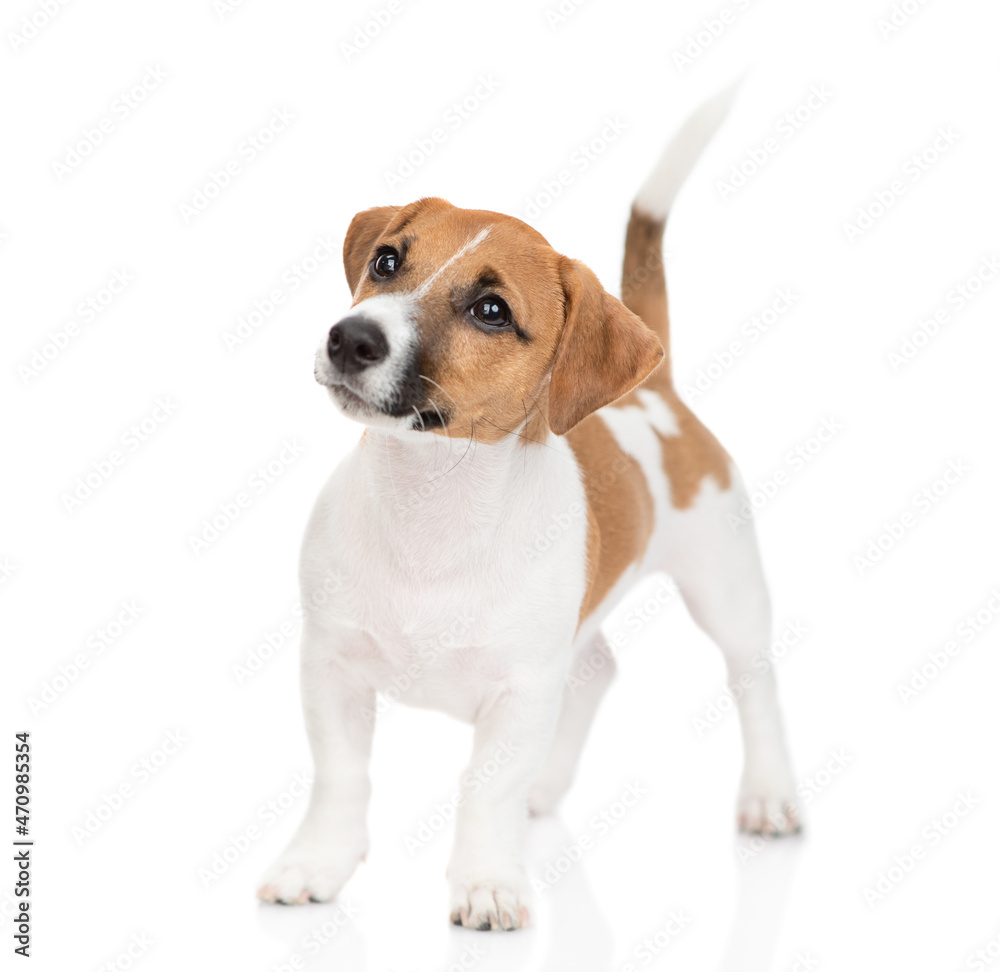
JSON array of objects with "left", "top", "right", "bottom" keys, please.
[{"left": 622, "top": 85, "right": 738, "bottom": 375}]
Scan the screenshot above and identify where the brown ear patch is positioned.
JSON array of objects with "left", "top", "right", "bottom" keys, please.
[
  {"left": 342, "top": 205, "right": 400, "bottom": 294},
  {"left": 548, "top": 258, "right": 664, "bottom": 436},
  {"left": 342, "top": 197, "right": 457, "bottom": 296}
]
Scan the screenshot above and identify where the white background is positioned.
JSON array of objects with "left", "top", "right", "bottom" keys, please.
[{"left": 3, "top": 0, "right": 1000, "bottom": 969}]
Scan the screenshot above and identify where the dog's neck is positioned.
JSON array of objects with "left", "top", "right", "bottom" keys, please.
[
  {"left": 355, "top": 421, "right": 563, "bottom": 537},
  {"left": 360, "top": 427, "right": 523, "bottom": 506}
]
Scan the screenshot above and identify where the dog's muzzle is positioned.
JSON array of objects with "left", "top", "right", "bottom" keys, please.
[
  {"left": 327, "top": 316, "right": 389, "bottom": 375},
  {"left": 317, "top": 306, "right": 447, "bottom": 431}
]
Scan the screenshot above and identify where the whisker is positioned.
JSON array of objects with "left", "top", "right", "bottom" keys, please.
[
  {"left": 417, "top": 375, "right": 470, "bottom": 475},
  {"left": 477, "top": 413, "right": 560, "bottom": 452},
  {"left": 383, "top": 433, "right": 401, "bottom": 508},
  {"left": 413, "top": 383, "right": 457, "bottom": 480},
  {"left": 421, "top": 431, "right": 474, "bottom": 484},
  {"left": 522, "top": 399, "right": 529, "bottom": 476},
  {"left": 423, "top": 393, "right": 448, "bottom": 435},
  {"left": 418, "top": 374, "right": 459, "bottom": 410}
]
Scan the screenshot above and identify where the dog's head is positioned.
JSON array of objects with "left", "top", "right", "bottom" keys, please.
[{"left": 314, "top": 197, "right": 663, "bottom": 439}]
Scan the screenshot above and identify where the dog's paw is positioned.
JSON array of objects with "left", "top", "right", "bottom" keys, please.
[
  {"left": 257, "top": 844, "right": 364, "bottom": 905},
  {"left": 449, "top": 872, "right": 532, "bottom": 931},
  {"left": 737, "top": 794, "right": 801, "bottom": 836},
  {"left": 736, "top": 747, "right": 803, "bottom": 837},
  {"left": 737, "top": 765, "right": 802, "bottom": 836}
]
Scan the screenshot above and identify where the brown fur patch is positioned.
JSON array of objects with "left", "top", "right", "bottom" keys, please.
[
  {"left": 568, "top": 413, "right": 655, "bottom": 623},
  {"left": 338, "top": 197, "right": 727, "bottom": 619},
  {"left": 342, "top": 200, "right": 662, "bottom": 445},
  {"left": 343, "top": 205, "right": 400, "bottom": 293},
  {"left": 548, "top": 258, "right": 663, "bottom": 435},
  {"left": 656, "top": 389, "right": 732, "bottom": 508},
  {"left": 618, "top": 208, "right": 732, "bottom": 508},
  {"left": 346, "top": 201, "right": 567, "bottom": 443},
  {"left": 608, "top": 383, "right": 732, "bottom": 510},
  {"left": 621, "top": 208, "right": 669, "bottom": 368}
]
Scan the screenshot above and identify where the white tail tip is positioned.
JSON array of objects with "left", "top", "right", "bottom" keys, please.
[{"left": 634, "top": 81, "right": 741, "bottom": 222}]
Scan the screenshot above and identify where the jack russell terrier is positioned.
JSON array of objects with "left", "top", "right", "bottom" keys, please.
[{"left": 258, "top": 90, "right": 799, "bottom": 929}]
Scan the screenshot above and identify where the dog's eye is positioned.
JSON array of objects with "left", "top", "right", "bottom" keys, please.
[
  {"left": 373, "top": 249, "right": 399, "bottom": 277},
  {"left": 471, "top": 295, "right": 510, "bottom": 327}
]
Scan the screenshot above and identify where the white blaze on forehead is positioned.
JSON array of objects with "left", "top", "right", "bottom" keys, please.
[
  {"left": 352, "top": 271, "right": 367, "bottom": 302},
  {"left": 324, "top": 227, "right": 491, "bottom": 405},
  {"left": 412, "top": 226, "right": 492, "bottom": 298}
]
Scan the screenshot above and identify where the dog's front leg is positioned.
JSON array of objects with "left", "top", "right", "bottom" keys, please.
[
  {"left": 448, "top": 676, "right": 563, "bottom": 931},
  {"left": 258, "top": 623, "right": 375, "bottom": 904}
]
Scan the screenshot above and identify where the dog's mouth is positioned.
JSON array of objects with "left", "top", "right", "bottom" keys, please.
[
  {"left": 312, "top": 352, "right": 376, "bottom": 411},
  {"left": 318, "top": 375, "right": 449, "bottom": 432},
  {"left": 313, "top": 308, "right": 451, "bottom": 432},
  {"left": 321, "top": 379, "right": 384, "bottom": 421},
  {"left": 322, "top": 379, "right": 367, "bottom": 410}
]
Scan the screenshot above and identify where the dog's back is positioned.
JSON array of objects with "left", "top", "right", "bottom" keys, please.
[{"left": 566, "top": 89, "right": 738, "bottom": 628}]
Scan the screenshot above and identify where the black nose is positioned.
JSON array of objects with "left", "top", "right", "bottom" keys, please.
[{"left": 327, "top": 316, "right": 389, "bottom": 374}]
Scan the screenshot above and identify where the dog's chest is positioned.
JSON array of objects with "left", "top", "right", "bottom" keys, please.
[{"left": 300, "top": 432, "right": 590, "bottom": 715}]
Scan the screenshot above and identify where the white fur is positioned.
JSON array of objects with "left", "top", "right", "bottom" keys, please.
[
  {"left": 260, "top": 90, "right": 798, "bottom": 927},
  {"left": 413, "top": 226, "right": 492, "bottom": 298},
  {"left": 313, "top": 293, "right": 421, "bottom": 431},
  {"left": 634, "top": 81, "right": 740, "bottom": 220},
  {"left": 259, "top": 405, "right": 798, "bottom": 921},
  {"left": 588, "top": 394, "right": 796, "bottom": 828},
  {"left": 259, "top": 428, "right": 592, "bottom": 926}
]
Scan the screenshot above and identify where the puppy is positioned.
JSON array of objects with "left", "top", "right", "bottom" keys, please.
[{"left": 258, "top": 91, "right": 798, "bottom": 929}]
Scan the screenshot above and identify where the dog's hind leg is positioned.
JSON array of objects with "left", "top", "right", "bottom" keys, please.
[
  {"left": 662, "top": 475, "right": 800, "bottom": 836},
  {"left": 527, "top": 631, "right": 617, "bottom": 816}
]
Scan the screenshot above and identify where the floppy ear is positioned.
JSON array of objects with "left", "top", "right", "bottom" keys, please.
[
  {"left": 547, "top": 258, "right": 664, "bottom": 435},
  {"left": 342, "top": 205, "right": 400, "bottom": 294}
]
